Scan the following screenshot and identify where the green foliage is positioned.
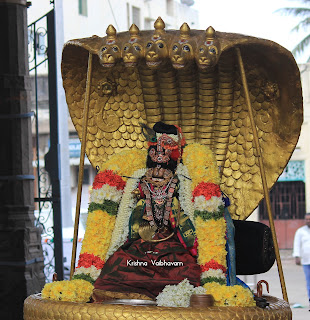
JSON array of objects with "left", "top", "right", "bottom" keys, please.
[
  {"left": 201, "top": 277, "right": 226, "bottom": 286},
  {"left": 88, "top": 200, "right": 118, "bottom": 216},
  {"left": 194, "top": 206, "right": 224, "bottom": 221},
  {"left": 72, "top": 273, "right": 95, "bottom": 285},
  {"left": 276, "top": 1, "right": 310, "bottom": 60}
]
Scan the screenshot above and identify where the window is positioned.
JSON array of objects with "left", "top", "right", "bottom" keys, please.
[
  {"left": 259, "top": 181, "right": 306, "bottom": 220},
  {"left": 167, "top": 0, "right": 173, "bottom": 16},
  {"left": 78, "top": 0, "right": 88, "bottom": 16},
  {"left": 132, "top": 6, "right": 140, "bottom": 28}
]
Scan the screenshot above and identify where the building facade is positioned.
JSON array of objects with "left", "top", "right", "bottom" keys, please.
[{"left": 28, "top": 1, "right": 310, "bottom": 251}]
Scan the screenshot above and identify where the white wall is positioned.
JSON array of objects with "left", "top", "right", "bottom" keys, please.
[
  {"left": 294, "top": 63, "right": 310, "bottom": 212},
  {"left": 28, "top": 0, "right": 199, "bottom": 42}
]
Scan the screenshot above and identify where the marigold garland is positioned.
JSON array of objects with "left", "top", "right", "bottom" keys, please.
[
  {"left": 80, "top": 210, "right": 116, "bottom": 260},
  {"left": 203, "top": 282, "right": 256, "bottom": 307},
  {"left": 182, "top": 143, "right": 220, "bottom": 189},
  {"left": 195, "top": 216, "right": 227, "bottom": 267},
  {"left": 68, "top": 144, "right": 254, "bottom": 307},
  {"left": 42, "top": 279, "right": 94, "bottom": 303},
  {"left": 99, "top": 149, "right": 148, "bottom": 179}
]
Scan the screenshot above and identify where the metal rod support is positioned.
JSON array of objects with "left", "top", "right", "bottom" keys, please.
[
  {"left": 70, "top": 53, "right": 93, "bottom": 280},
  {"left": 235, "top": 47, "right": 289, "bottom": 302}
]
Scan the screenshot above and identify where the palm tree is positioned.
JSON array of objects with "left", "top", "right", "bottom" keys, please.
[{"left": 277, "top": 0, "right": 310, "bottom": 60}]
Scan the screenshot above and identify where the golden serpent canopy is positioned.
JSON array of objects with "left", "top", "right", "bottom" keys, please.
[{"left": 61, "top": 18, "right": 303, "bottom": 221}]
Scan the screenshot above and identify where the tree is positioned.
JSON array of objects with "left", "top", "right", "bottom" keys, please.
[{"left": 277, "top": 0, "right": 310, "bottom": 60}]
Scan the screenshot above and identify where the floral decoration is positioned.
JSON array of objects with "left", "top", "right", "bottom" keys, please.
[
  {"left": 42, "top": 279, "right": 94, "bottom": 303},
  {"left": 99, "top": 149, "right": 148, "bottom": 179},
  {"left": 176, "top": 163, "right": 195, "bottom": 227},
  {"left": 90, "top": 184, "right": 124, "bottom": 204},
  {"left": 77, "top": 252, "right": 105, "bottom": 269},
  {"left": 92, "top": 170, "right": 126, "bottom": 190},
  {"left": 105, "top": 168, "right": 146, "bottom": 259},
  {"left": 79, "top": 210, "right": 116, "bottom": 260},
  {"left": 182, "top": 143, "right": 220, "bottom": 189},
  {"left": 156, "top": 278, "right": 206, "bottom": 307},
  {"left": 64, "top": 144, "right": 254, "bottom": 307},
  {"left": 182, "top": 143, "right": 227, "bottom": 288},
  {"left": 73, "top": 265, "right": 101, "bottom": 283},
  {"left": 203, "top": 282, "right": 256, "bottom": 307}
]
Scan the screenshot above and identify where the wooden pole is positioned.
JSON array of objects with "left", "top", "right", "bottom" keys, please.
[
  {"left": 70, "top": 53, "right": 93, "bottom": 280},
  {"left": 235, "top": 47, "right": 289, "bottom": 302}
]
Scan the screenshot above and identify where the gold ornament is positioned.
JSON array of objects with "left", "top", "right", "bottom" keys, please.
[{"left": 61, "top": 18, "right": 303, "bottom": 222}]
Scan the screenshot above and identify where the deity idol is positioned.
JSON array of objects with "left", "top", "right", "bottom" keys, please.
[{"left": 90, "top": 121, "right": 239, "bottom": 301}]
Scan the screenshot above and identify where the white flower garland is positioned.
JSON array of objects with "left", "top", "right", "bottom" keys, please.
[
  {"left": 74, "top": 266, "right": 101, "bottom": 281},
  {"left": 193, "top": 195, "right": 223, "bottom": 213},
  {"left": 176, "top": 163, "right": 195, "bottom": 227},
  {"left": 90, "top": 184, "right": 123, "bottom": 204},
  {"left": 201, "top": 269, "right": 226, "bottom": 280},
  {"left": 105, "top": 168, "right": 147, "bottom": 260},
  {"left": 156, "top": 278, "right": 206, "bottom": 307}
]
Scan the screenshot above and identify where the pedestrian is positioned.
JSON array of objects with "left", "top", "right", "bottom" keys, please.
[{"left": 293, "top": 213, "right": 310, "bottom": 311}]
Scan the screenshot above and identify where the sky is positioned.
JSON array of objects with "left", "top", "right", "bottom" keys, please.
[
  {"left": 27, "top": 0, "right": 310, "bottom": 63},
  {"left": 192, "top": 0, "right": 309, "bottom": 63}
]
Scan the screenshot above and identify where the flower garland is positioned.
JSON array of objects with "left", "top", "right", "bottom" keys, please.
[
  {"left": 156, "top": 278, "right": 206, "bottom": 307},
  {"left": 105, "top": 168, "right": 146, "bottom": 259},
  {"left": 73, "top": 149, "right": 147, "bottom": 284},
  {"left": 182, "top": 143, "right": 220, "bottom": 189},
  {"left": 42, "top": 279, "right": 93, "bottom": 303},
  {"left": 203, "top": 282, "right": 256, "bottom": 307},
  {"left": 181, "top": 142, "right": 254, "bottom": 307},
  {"left": 50, "top": 143, "right": 254, "bottom": 307},
  {"left": 176, "top": 163, "right": 195, "bottom": 227},
  {"left": 182, "top": 143, "right": 227, "bottom": 285},
  {"left": 99, "top": 149, "right": 148, "bottom": 178}
]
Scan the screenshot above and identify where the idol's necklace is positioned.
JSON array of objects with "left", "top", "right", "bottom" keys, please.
[{"left": 141, "top": 176, "right": 178, "bottom": 229}]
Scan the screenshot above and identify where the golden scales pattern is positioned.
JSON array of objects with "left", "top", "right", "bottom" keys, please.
[{"left": 61, "top": 17, "right": 303, "bottom": 221}]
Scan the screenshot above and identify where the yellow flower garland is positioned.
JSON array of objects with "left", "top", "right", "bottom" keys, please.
[
  {"left": 182, "top": 143, "right": 220, "bottom": 189},
  {"left": 100, "top": 149, "right": 147, "bottom": 179},
  {"left": 203, "top": 282, "right": 256, "bottom": 307},
  {"left": 81, "top": 210, "right": 116, "bottom": 260},
  {"left": 195, "top": 216, "right": 227, "bottom": 267},
  {"left": 42, "top": 279, "right": 94, "bottom": 303}
]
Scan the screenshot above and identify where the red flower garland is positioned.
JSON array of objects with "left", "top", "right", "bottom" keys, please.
[
  {"left": 200, "top": 259, "right": 227, "bottom": 273},
  {"left": 77, "top": 252, "right": 105, "bottom": 269},
  {"left": 192, "top": 182, "right": 221, "bottom": 201},
  {"left": 92, "top": 170, "right": 126, "bottom": 190}
]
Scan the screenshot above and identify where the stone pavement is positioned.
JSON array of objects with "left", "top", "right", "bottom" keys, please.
[{"left": 239, "top": 250, "right": 309, "bottom": 320}]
